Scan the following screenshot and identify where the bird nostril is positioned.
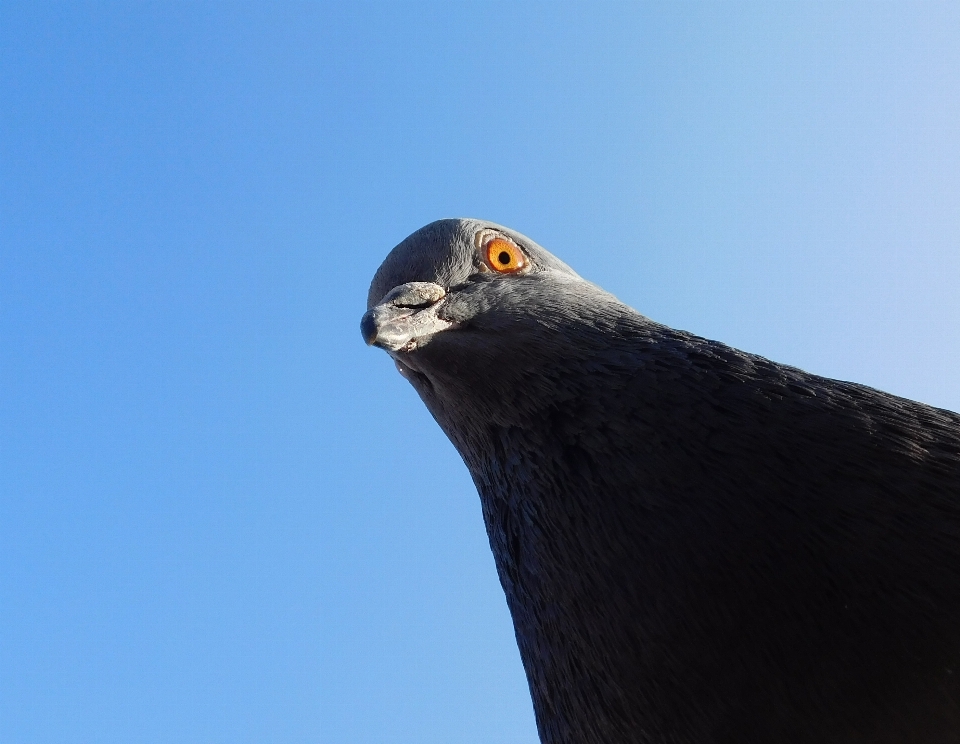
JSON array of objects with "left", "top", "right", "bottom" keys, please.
[
  {"left": 383, "top": 282, "right": 446, "bottom": 310},
  {"left": 393, "top": 298, "right": 440, "bottom": 310}
]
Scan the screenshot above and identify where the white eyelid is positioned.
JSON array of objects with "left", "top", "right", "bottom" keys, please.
[{"left": 474, "top": 228, "right": 504, "bottom": 250}]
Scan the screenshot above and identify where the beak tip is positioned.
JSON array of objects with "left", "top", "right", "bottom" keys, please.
[{"left": 360, "top": 312, "right": 378, "bottom": 346}]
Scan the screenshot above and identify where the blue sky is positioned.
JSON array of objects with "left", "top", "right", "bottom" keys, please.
[{"left": 2, "top": 3, "right": 959, "bottom": 743}]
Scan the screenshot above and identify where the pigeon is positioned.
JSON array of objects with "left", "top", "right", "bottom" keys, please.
[{"left": 360, "top": 218, "right": 960, "bottom": 744}]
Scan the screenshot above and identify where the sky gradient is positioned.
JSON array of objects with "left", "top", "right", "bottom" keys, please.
[{"left": 2, "top": 3, "right": 959, "bottom": 743}]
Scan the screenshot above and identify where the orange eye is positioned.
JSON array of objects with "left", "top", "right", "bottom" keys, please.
[{"left": 486, "top": 238, "right": 526, "bottom": 273}]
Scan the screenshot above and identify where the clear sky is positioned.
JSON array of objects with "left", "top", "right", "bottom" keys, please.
[{"left": 2, "top": 3, "right": 959, "bottom": 743}]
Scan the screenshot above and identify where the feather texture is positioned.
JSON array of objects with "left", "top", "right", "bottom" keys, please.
[{"left": 364, "top": 219, "right": 960, "bottom": 743}]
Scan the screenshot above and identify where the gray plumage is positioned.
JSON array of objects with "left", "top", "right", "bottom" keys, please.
[{"left": 361, "top": 218, "right": 960, "bottom": 744}]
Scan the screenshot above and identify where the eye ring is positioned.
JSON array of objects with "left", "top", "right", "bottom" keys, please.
[{"left": 484, "top": 237, "right": 527, "bottom": 274}]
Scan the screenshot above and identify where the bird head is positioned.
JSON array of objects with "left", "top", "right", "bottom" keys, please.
[{"left": 361, "top": 218, "right": 632, "bottom": 429}]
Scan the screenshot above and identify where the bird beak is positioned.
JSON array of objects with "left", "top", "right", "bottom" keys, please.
[{"left": 360, "top": 281, "right": 456, "bottom": 353}]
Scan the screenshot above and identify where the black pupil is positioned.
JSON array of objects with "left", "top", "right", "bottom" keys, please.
[{"left": 498, "top": 250, "right": 511, "bottom": 265}]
